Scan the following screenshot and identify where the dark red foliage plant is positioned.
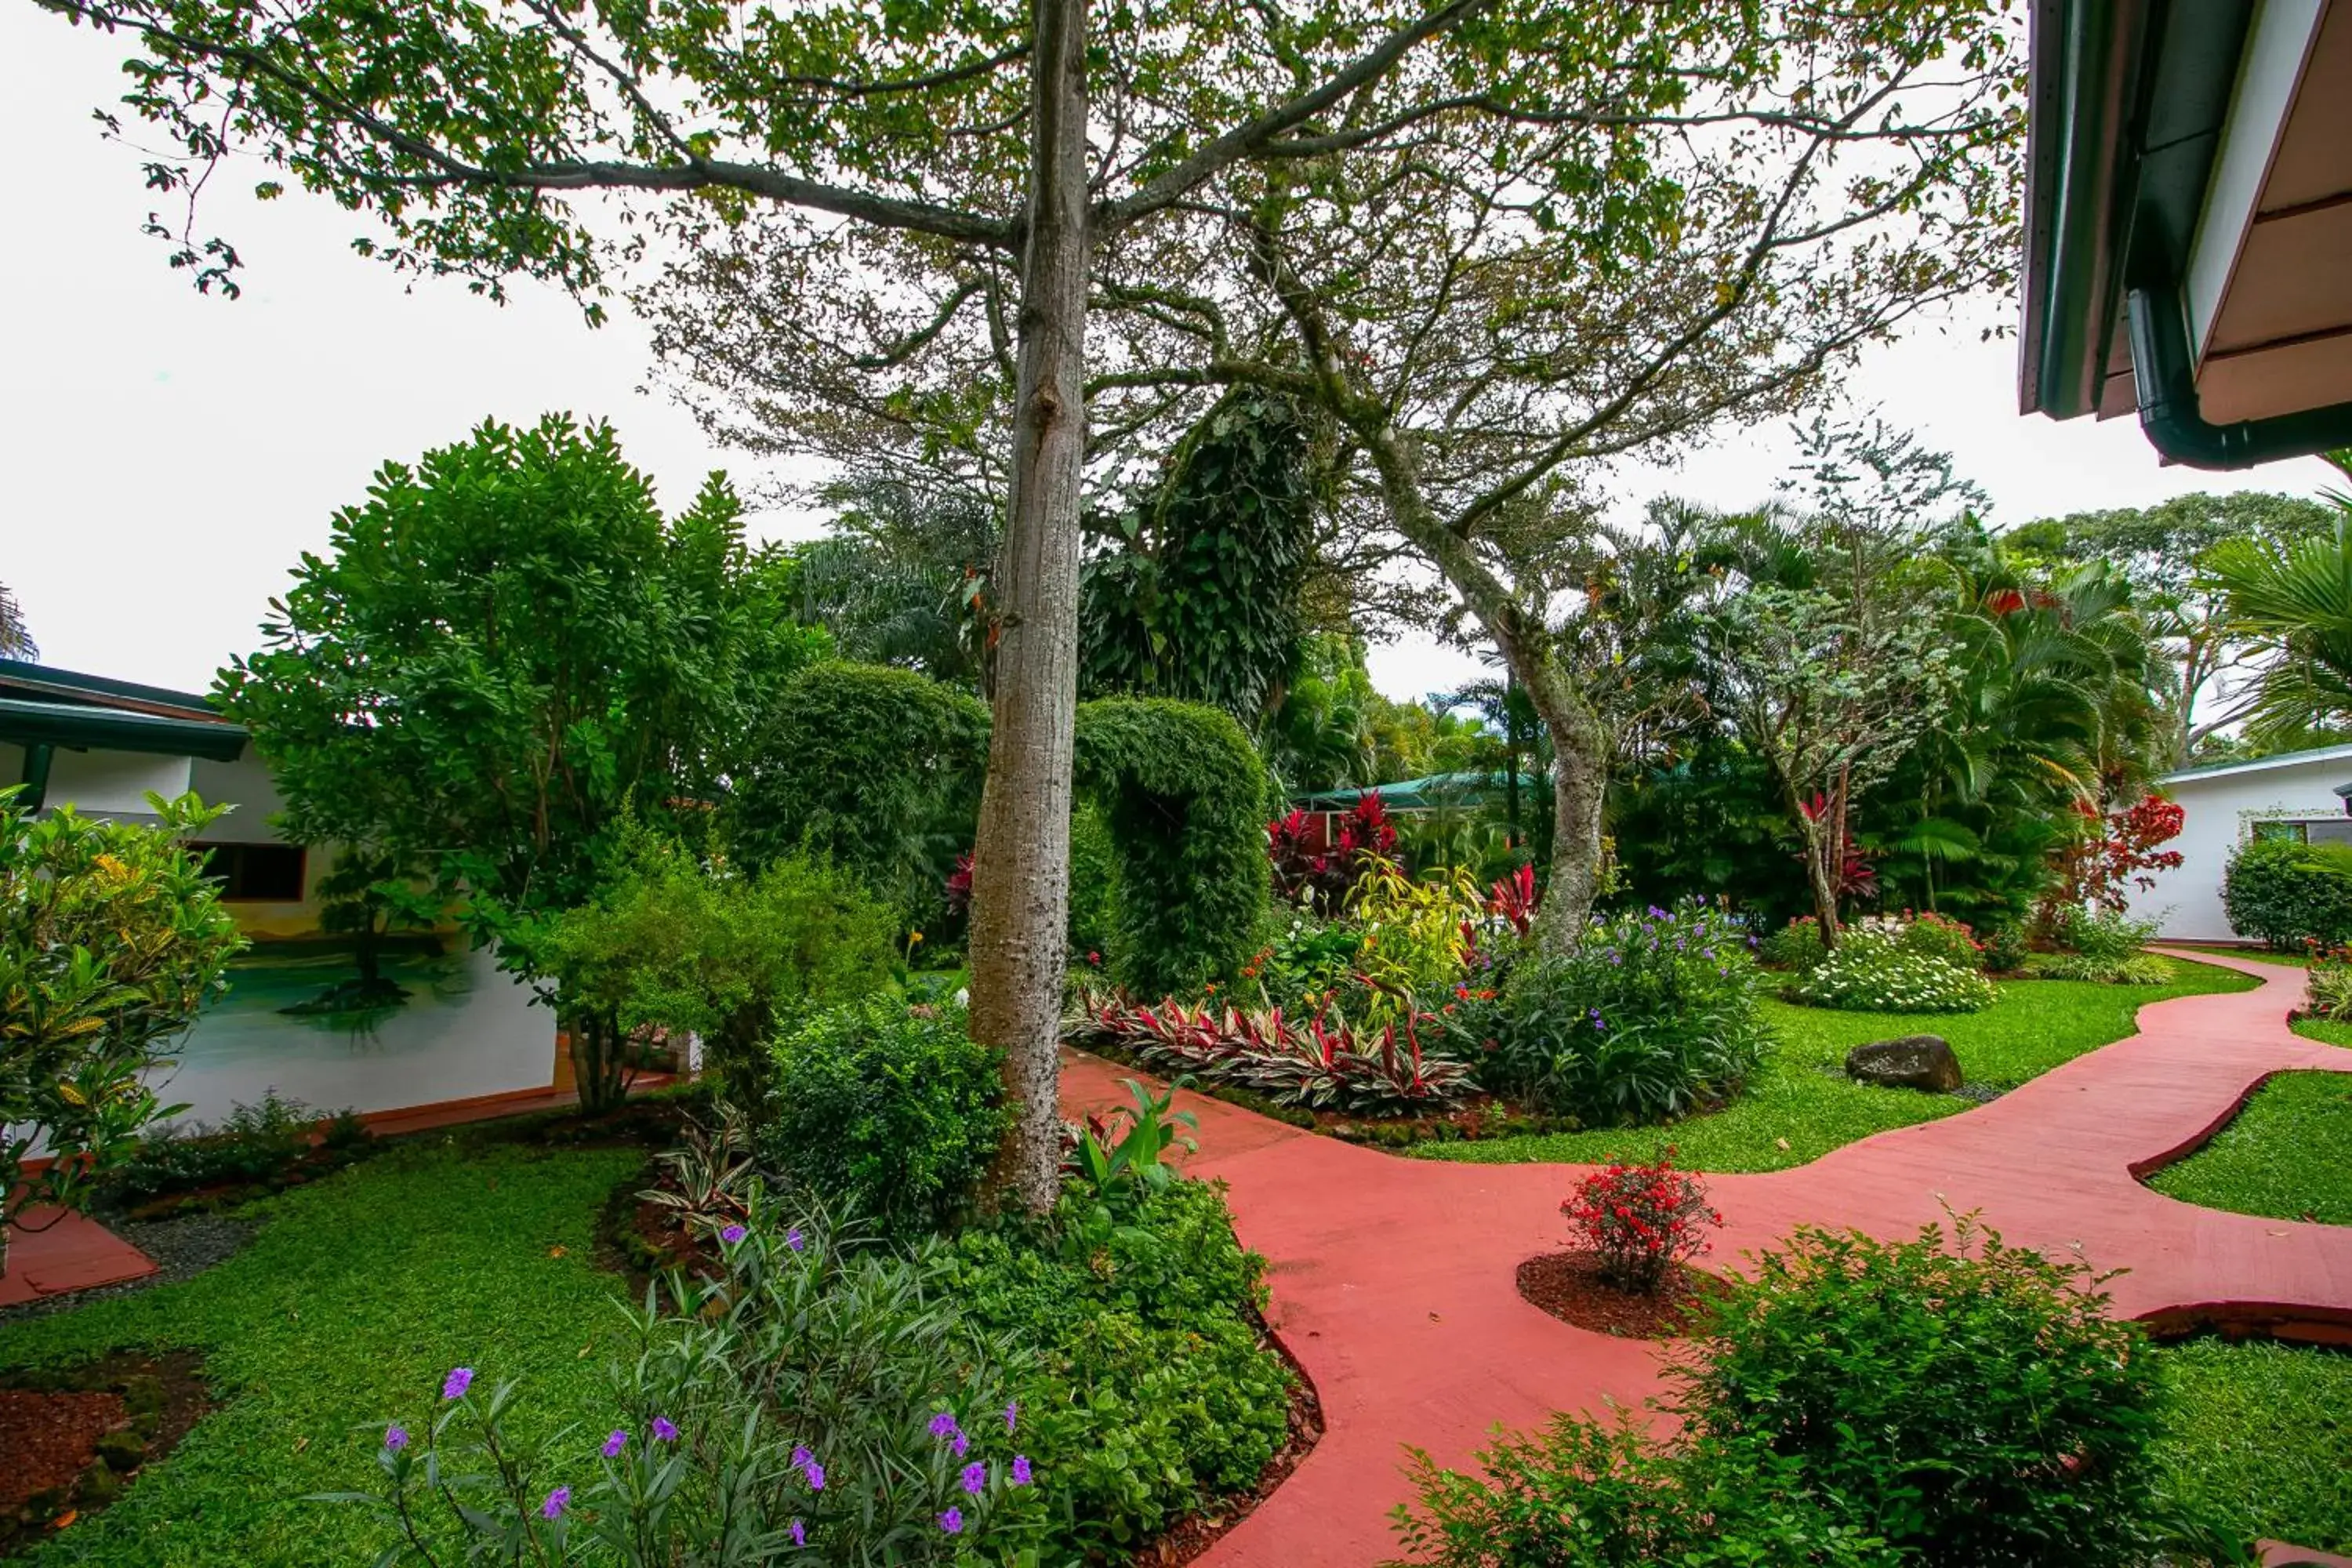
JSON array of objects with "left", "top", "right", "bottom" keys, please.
[{"left": 2038, "top": 793, "right": 2185, "bottom": 931}]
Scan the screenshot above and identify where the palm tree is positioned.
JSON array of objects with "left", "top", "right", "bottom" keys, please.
[
  {"left": 0, "top": 582, "right": 34, "bottom": 660},
  {"left": 2202, "top": 457, "right": 2352, "bottom": 750}
]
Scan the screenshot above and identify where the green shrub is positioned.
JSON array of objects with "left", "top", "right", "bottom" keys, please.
[
  {"left": 2307, "top": 955, "right": 2352, "bottom": 1017},
  {"left": 1757, "top": 915, "right": 1828, "bottom": 971},
  {"left": 761, "top": 998, "right": 1008, "bottom": 1237},
  {"left": 1074, "top": 697, "right": 1272, "bottom": 998},
  {"left": 1068, "top": 798, "right": 1120, "bottom": 963},
  {"left": 1898, "top": 911, "right": 1984, "bottom": 971},
  {"left": 1682, "top": 1215, "right": 2209, "bottom": 1566},
  {"left": 1785, "top": 929, "right": 1993, "bottom": 1014},
  {"left": 1491, "top": 902, "right": 1771, "bottom": 1123},
  {"left": 107, "top": 1091, "right": 339, "bottom": 1207},
  {"left": 2027, "top": 908, "right": 2168, "bottom": 984},
  {"left": 1977, "top": 919, "right": 2031, "bottom": 972},
  {"left": 949, "top": 1179, "right": 1291, "bottom": 1556},
  {"left": 728, "top": 662, "right": 992, "bottom": 922},
  {"left": 2223, "top": 835, "right": 2352, "bottom": 952},
  {"left": 1393, "top": 1419, "right": 1888, "bottom": 1567}
]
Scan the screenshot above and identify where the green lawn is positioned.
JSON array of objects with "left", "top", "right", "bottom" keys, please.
[
  {"left": 2162, "top": 943, "right": 2313, "bottom": 967},
  {"left": 2294, "top": 1014, "right": 2352, "bottom": 1048},
  {"left": 1413, "top": 958, "right": 2258, "bottom": 1173},
  {"left": 2148, "top": 1070, "right": 2352, "bottom": 1225},
  {"left": 2154, "top": 1338, "right": 2352, "bottom": 1554},
  {"left": 0, "top": 1139, "right": 644, "bottom": 1567}
]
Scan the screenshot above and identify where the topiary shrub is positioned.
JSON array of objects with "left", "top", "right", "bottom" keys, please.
[
  {"left": 728, "top": 662, "right": 992, "bottom": 922},
  {"left": 2223, "top": 835, "right": 2352, "bottom": 952},
  {"left": 1073, "top": 698, "right": 1271, "bottom": 998},
  {"left": 1785, "top": 929, "right": 1993, "bottom": 1014},
  {"left": 760, "top": 997, "right": 1008, "bottom": 1237},
  {"left": 1492, "top": 902, "right": 1771, "bottom": 1123}
]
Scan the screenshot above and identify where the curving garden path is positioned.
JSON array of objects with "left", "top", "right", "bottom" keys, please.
[{"left": 1058, "top": 949, "right": 2352, "bottom": 1567}]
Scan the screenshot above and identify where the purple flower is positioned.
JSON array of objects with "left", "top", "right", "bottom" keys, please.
[
  {"left": 541, "top": 1486, "right": 571, "bottom": 1519},
  {"left": 961, "top": 1461, "right": 986, "bottom": 1495},
  {"left": 803, "top": 1461, "right": 826, "bottom": 1491},
  {"left": 384, "top": 1425, "right": 409, "bottom": 1452},
  {"left": 938, "top": 1508, "right": 964, "bottom": 1535},
  {"left": 789, "top": 1519, "right": 806, "bottom": 1548},
  {"left": 720, "top": 1223, "right": 747, "bottom": 1245},
  {"left": 603, "top": 1428, "right": 628, "bottom": 1458},
  {"left": 1004, "top": 1400, "right": 1018, "bottom": 1433},
  {"left": 927, "top": 1410, "right": 959, "bottom": 1439},
  {"left": 952, "top": 1430, "right": 968, "bottom": 1459},
  {"left": 786, "top": 1228, "right": 805, "bottom": 1252},
  {"left": 1011, "top": 1454, "right": 1033, "bottom": 1486},
  {"left": 652, "top": 1416, "right": 679, "bottom": 1443},
  {"left": 792, "top": 1445, "right": 811, "bottom": 1467},
  {"left": 442, "top": 1367, "right": 474, "bottom": 1400}
]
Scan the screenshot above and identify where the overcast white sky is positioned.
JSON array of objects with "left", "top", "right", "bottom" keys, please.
[{"left": 5, "top": 7, "right": 2343, "bottom": 705}]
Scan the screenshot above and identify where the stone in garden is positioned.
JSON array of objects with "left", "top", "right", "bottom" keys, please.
[{"left": 1845, "top": 1035, "right": 1962, "bottom": 1093}]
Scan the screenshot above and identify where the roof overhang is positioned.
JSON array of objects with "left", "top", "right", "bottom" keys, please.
[
  {"left": 0, "top": 696, "right": 249, "bottom": 763},
  {"left": 2020, "top": 0, "right": 2352, "bottom": 467}
]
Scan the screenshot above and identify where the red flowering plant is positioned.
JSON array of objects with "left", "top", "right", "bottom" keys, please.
[
  {"left": 1486, "top": 862, "right": 1539, "bottom": 937},
  {"left": 1266, "top": 793, "right": 1400, "bottom": 911},
  {"left": 1560, "top": 1150, "right": 1722, "bottom": 1295},
  {"left": 2036, "top": 793, "right": 2184, "bottom": 935}
]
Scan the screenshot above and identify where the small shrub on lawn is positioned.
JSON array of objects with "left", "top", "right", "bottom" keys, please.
[
  {"left": 1757, "top": 914, "right": 1828, "bottom": 971},
  {"left": 1683, "top": 1214, "right": 2217, "bottom": 1566},
  {"left": 1492, "top": 901, "right": 1770, "bottom": 1123},
  {"left": 1977, "top": 919, "right": 2031, "bottom": 972},
  {"left": 2305, "top": 949, "right": 2352, "bottom": 1017},
  {"left": 761, "top": 997, "right": 1008, "bottom": 1237},
  {"left": 2027, "top": 906, "right": 2169, "bottom": 983},
  {"left": 1898, "top": 910, "right": 1984, "bottom": 971},
  {"left": 1560, "top": 1151, "right": 1719, "bottom": 1294},
  {"left": 2223, "top": 835, "right": 2352, "bottom": 952},
  {"left": 1785, "top": 928, "right": 1993, "bottom": 1014},
  {"left": 1392, "top": 1214, "right": 2234, "bottom": 1568}
]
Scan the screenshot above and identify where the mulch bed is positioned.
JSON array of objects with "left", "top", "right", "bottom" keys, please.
[
  {"left": 1137, "top": 1321, "right": 1326, "bottom": 1566},
  {"left": 0, "top": 1351, "right": 210, "bottom": 1552},
  {"left": 1517, "top": 1252, "right": 1729, "bottom": 1340}
]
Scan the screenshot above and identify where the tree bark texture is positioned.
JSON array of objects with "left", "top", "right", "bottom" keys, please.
[{"left": 970, "top": 0, "right": 1090, "bottom": 1216}]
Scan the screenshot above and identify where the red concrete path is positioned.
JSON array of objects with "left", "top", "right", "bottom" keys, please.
[
  {"left": 0, "top": 1207, "right": 157, "bottom": 1307},
  {"left": 1059, "top": 949, "right": 2352, "bottom": 1567}
]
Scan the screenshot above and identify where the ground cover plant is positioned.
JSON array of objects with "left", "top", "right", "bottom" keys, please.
[
  {"left": 1417, "top": 959, "right": 2254, "bottom": 1172},
  {"left": 2147, "top": 1071, "right": 2352, "bottom": 1225},
  {"left": 2152, "top": 1338, "right": 2352, "bottom": 1555},
  {"left": 1784, "top": 927, "right": 1994, "bottom": 1014}
]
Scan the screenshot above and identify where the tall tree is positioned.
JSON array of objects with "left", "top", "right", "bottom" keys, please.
[
  {"left": 0, "top": 583, "right": 34, "bottom": 660},
  {"left": 34, "top": 0, "right": 1588, "bottom": 1206},
  {"left": 2009, "top": 491, "right": 2337, "bottom": 767},
  {"left": 653, "top": 2, "right": 2023, "bottom": 949},
  {"left": 215, "top": 416, "right": 818, "bottom": 1107}
]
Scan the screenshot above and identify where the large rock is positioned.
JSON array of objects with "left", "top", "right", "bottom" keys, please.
[{"left": 1845, "top": 1034, "right": 1962, "bottom": 1093}]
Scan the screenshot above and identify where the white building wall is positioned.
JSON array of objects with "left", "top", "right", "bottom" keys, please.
[
  {"left": 2129, "top": 750, "right": 2352, "bottom": 940},
  {"left": 42, "top": 747, "right": 196, "bottom": 815}
]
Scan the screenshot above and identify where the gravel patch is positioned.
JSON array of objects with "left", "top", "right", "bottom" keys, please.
[{"left": 0, "top": 1214, "right": 259, "bottom": 1323}]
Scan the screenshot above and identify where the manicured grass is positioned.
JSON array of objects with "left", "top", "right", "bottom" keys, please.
[
  {"left": 1412, "top": 958, "right": 2258, "bottom": 1174},
  {"left": 2293, "top": 1014, "right": 2352, "bottom": 1048},
  {"left": 2154, "top": 1338, "right": 2352, "bottom": 1554},
  {"left": 2147, "top": 1071, "right": 2352, "bottom": 1225},
  {"left": 0, "top": 1139, "right": 644, "bottom": 1567},
  {"left": 2163, "top": 943, "right": 2313, "bottom": 967}
]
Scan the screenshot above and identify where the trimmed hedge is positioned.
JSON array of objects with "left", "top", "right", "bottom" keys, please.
[{"left": 2223, "top": 835, "right": 2352, "bottom": 952}]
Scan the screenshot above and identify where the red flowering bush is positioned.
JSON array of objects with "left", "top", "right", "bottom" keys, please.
[
  {"left": 1266, "top": 793, "right": 1399, "bottom": 910},
  {"left": 1561, "top": 1152, "right": 1721, "bottom": 1294},
  {"left": 2038, "top": 793, "right": 2185, "bottom": 934}
]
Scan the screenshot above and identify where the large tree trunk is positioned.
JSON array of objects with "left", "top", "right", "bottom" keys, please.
[
  {"left": 969, "top": 0, "right": 1090, "bottom": 1216},
  {"left": 1358, "top": 428, "right": 1610, "bottom": 950}
]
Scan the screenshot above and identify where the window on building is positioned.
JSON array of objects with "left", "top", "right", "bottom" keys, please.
[
  {"left": 2252, "top": 820, "right": 2309, "bottom": 844},
  {"left": 194, "top": 841, "right": 308, "bottom": 902}
]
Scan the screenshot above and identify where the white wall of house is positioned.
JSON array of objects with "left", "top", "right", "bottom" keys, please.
[
  {"left": 2128, "top": 745, "right": 2352, "bottom": 940},
  {"left": 42, "top": 746, "right": 196, "bottom": 815}
]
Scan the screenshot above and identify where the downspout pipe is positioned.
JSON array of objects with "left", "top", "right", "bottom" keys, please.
[{"left": 2127, "top": 285, "right": 2352, "bottom": 470}]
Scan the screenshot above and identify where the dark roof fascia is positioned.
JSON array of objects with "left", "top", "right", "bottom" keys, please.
[
  {"left": 0, "top": 657, "right": 223, "bottom": 721},
  {"left": 0, "top": 697, "right": 248, "bottom": 762}
]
